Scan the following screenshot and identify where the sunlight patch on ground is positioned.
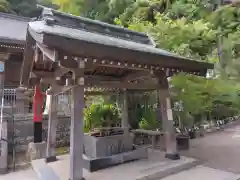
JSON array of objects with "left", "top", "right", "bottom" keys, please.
[{"left": 232, "top": 134, "right": 240, "bottom": 139}]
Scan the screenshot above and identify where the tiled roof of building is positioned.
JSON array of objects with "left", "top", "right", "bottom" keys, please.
[{"left": 0, "top": 13, "right": 29, "bottom": 45}]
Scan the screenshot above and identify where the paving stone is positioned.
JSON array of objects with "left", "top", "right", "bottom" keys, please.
[
  {"left": 161, "top": 166, "right": 240, "bottom": 180},
  {"left": 0, "top": 169, "right": 38, "bottom": 180}
]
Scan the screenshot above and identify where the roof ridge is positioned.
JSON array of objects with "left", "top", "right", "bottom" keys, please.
[
  {"left": 0, "top": 12, "right": 30, "bottom": 22},
  {"left": 37, "top": 5, "right": 147, "bottom": 38},
  {"left": 37, "top": 6, "right": 154, "bottom": 46},
  {"left": 54, "top": 10, "right": 147, "bottom": 37}
]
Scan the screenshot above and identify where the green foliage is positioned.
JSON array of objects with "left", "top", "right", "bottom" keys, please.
[
  {"left": 52, "top": 0, "right": 83, "bottom": 15},
  {"left": 209, "top": 5, "right": 240, "bottom": 36},
  {"left": 5, "top": 0, "right": 40, "bottom": 17},
  {"left": 166, "top": 0, "right": 217, "bottom": 20},
  {"left": 126, "top": 16, "right": 217, "bottom": 61},
  {"left": 139, "top": 108, "right": 160, "bottom": 130},
  {"left": 84, "top": 103, "right": 120, "bottom": 132},
  {"left": 0, "top": 0, "right": 10, "bottom": 13},
  {"left": 171, "top": 74, "right": 240, "bottom": 122}
]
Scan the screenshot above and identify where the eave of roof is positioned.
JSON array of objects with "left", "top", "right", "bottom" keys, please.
[
  {"left": 0, "top": 12, "right": 30, "bottom": 21},
  {"left": 28, "top": 20, "right": 176, "bottom": 58},
  {"left": 28, "top": 20, "right": 214, "bottom": 71},
  {"left": 0, "top": 12, "right": 29, "bottom": 45}
]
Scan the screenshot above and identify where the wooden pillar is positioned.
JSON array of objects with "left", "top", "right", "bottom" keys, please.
[
  {"left": 69, "top": 58, "right": 85, "bottom": 180},
  {"left": 46, "top": 94, "right": 57, "bottom": 163},
  {"left": 121, "top": 89, "right": 129, "bottom": 134},
  {"left": 0, "top": 60, "right": 7, "bottom": 173},
  {"left": 69, "top": 85, "right": 84, "bottom": 180},
  {"left": 158, "top": 75, "right": 180, "bottom": 160}
]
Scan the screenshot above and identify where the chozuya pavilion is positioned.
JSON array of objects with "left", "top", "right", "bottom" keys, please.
[{"left": 20, "top": 7, "right": 214, "bottom": 180}]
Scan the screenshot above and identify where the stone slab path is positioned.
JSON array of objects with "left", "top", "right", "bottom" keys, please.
[
  {"left": 181, "top": 124, "right": 240, "bottom": 174},
  {"left": 31, "top": 150, "right": 199, "bottom": 180},
  {"left": 161, "top": 165, "right": 240, "bottom": 180},
  {"left": 0, "top": 169, "right": 37, "bottom": 180},
  {"left": 2, "top": 165, "right": 240, "bottom": 180}
]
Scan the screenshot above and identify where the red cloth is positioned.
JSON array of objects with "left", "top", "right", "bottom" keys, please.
[{"left": 32, "top": 85, "right": 43, "bottom": 122}]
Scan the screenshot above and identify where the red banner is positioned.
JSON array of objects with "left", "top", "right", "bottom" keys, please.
[{"left": 32, "top": 85, "right": 43, "bottom": 122}]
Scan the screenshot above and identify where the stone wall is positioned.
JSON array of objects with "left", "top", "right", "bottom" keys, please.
[{"left": 6, "top": 114, "right": 71, "bottom": 153}]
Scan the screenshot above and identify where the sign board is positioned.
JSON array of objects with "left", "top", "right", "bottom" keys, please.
[
  {"left": 167, "top": 109, "right": 173, "bottom": 121},
  {"left": 0, "top": 61, "right": 4, "bottom": 73}
]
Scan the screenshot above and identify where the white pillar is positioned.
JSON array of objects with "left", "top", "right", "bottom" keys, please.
[
  {"left": 46, "top": 95, "right": 57, "bottom": 163},
  {"left": 121, "top": 89, "right": 129, "bottom": 134},
  {"left": 69, "top": 85, "right": 84, "bottom": 180},
  {"left": 43, "top": 94, "right": 51, "bottom": 115}
]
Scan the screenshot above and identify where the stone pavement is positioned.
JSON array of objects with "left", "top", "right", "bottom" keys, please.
[
  {"left": 0, "top": 168, "right": 38, "bottom": 180},
  {"left": 180, "top": 124, "right": 240, "bottom": 174},
  {"left": 161, "top": 166, "right": 240, "bottom": 180},
  {"left": 31, "top": 150, "right": 199, "bottom": 180},
  {"left": 2, "top": 165, "right": 240, "bottom": 180}
]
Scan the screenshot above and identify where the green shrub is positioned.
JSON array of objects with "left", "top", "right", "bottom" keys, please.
[
  {"left": 138, "top": 108, "right": 160, "bottom": 130},
  {"left": 84, "top": 103, "right": 121, "bottom": 132}
]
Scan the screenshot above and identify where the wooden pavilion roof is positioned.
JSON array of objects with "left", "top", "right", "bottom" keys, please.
[{"left": 20, "top": 7, "right": 214, "bottom": 93}]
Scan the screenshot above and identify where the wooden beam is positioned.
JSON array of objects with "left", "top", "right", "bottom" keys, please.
[
  {"left": 20, "top": 30, "right": 35, "bottom": 87},
  {"left": 87, "top": 81, "right": 159, "bottom": 89},
  {"left": 33, "top": 70, "right": 121, "bottom": 82},
  {"left": 37, "top": 43, "right": 56, "bottom": 61},
  {"left": 29, "top": 77, "right": 41, "bottom": 86},
  {"left": 123, "top": 71, "right": 153, "bottom": 81},
  {"left": 34, "top": 45, "right": 42, "bottom": 64},
  {"left": 85, "top": 75, "right": 119, "bottom": 82},
  {"left": 0, "top": 47, "right": 23, "bottom": 53},
  {"left": 33, "top": 71, "right": 55, "bottom": 78},
  {"left": 85, "top": 91, "right": 118, "bottom": 96},
  {"left": 0, "top": 53, "right": 10, "bottom": 61},
  {"left": 59, "top": 57, "right": 78, "bottom": 69},
  {"left": 46, "top": 82, "right": 159, "bottom": 95},
  {"left": 40, "top": 77, "right": 56, "bottom": 85},
  {"left": 51, "top": 53, "right": 148, "bottom": 71},
  {"left": 54, "top": 68, "right": 69, "bottom": 78},
  {"left": 85, "top": 60, "right": 149, "bottom": 71}
]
